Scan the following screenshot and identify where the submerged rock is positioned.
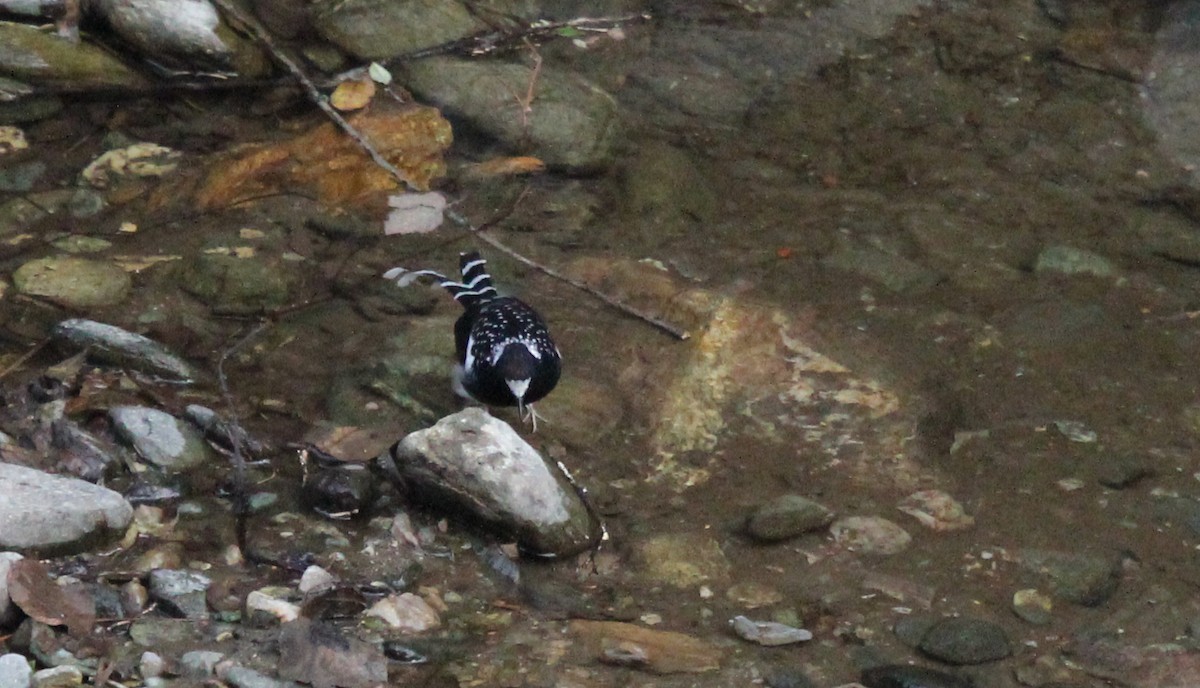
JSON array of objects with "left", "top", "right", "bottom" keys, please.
[
  {"left": 570, "top": 620, "right": 723, "bottom": 674},
  {"left": 52, "top": 319, "right": 195, "bottom": 383},
  {"left": 918, "top": 616, "right": 1012, "bottom": 665},
  {"left": 861, "top": 663, "right": 975, "bottom": 688},
  {"left": 277, "top": 618, "right": 388, "bottom": 688},
  {"left": 178, "top": 246, "right": 298, "bottom": 315},
  {"left": 301, "top": 464, "right": 377, "bottom": 518},
  {"left": 634, "top": 533, "right": 731, "bottom": 588},
  {"left": 1034, "top": 245, "right": 1117, "bottom": 278},
  {"left": 403, "top": 56, "right": 619, "bottom": 172},
  {"left": 0, "top": 21, "right": 148, "bottom": 89},
  {"left": 147, "top": 569, "right": 211, "bottom": 619},
  {"left": 364, "top": 593, "right": 440, "bottom": 633},
  {"left": 1017, "top": 548, "right": 1121, "bottom": 607},
  {"left": 745, "top": 494, "right": 834, "bottom": 542},
  {"left": 830, "top": 515, "right": 912, "bottom": 555},
  {"left": 90, "top": 0, "right": 270, "bottom": 76},
  {"left": 0, "top": 463, "right": 132, "bottom": 554},
  {"left": 313, "top": 0, "right": 484, "bottom": 60},
  {"left": 13, "top": 256, "right": 131, "bottom": 308},
  {"left": 386, "top": 408, "right": 598, "bottom": 556},
  {"left": 109, "top": 406, "right": 213, "bottom": 471}
]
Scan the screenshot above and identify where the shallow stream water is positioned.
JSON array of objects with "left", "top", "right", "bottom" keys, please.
[{"left": 5, "top": 0, "right": 1200, "bottom": 686}]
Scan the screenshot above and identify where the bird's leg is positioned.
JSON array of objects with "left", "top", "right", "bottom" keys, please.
[{"left": 519, "top": 403, "right": 548, "bottom": 432}]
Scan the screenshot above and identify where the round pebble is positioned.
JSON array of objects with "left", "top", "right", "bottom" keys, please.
[
  {"left": 745, "top": 494, "right": 834, "bottom": 542},
  {"left": 918, "top": 616, "right": 1012, "bottom": 665},
  {"left": 830, "top": 516, "right": 912, "bottom": 555},
  {"left": 1012, "top": 588, "right": 1053, "bottom": 625}
]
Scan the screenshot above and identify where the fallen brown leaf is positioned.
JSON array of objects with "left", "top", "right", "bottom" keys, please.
[{"left": 8, "top": 558, "right": 97, "bottom": 638}]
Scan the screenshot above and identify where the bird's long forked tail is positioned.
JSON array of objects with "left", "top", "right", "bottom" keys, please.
[{"left": 382, "top": 251, "right": 499, "bottom": 308}]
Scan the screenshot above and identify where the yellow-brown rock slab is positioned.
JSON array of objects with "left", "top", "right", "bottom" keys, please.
[
  {"left": 567, "top": 256, "right": 926, "bottom": 491},
  {"left": 569, "top": 620, "right": 723, "bottom": 674}
]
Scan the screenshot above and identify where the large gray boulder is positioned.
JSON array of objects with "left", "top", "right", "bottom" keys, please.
[
  {"left": 388, "top": 408, "right": 598, "bottom": 557},
  {"left": 0, "top": 463, "right": 132, "bottom": 555}
]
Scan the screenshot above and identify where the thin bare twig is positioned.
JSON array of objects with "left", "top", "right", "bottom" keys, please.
[
  {"left": 209, "top": 1, "right": 688, "bottom": 340},
  {"left": 0, "top": 340, "right": 47, "bottom": 380},
  {"left": 446, "top": 208, "right": 690, "bottom": 340},
  {"left": 216, "top": 320, "right": 269, "bottom": 554}
]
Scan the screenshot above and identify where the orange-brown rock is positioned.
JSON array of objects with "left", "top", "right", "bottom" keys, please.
[{"left": 194, "top": 103, "right": 452, "bottom": 212}]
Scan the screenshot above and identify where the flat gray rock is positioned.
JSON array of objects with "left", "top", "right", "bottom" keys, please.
[
  {"left": 0, "top": 463, "right": 132, "bottom": 554},
  {"left": 389, "top": 408, "right": 598, "bottom": 557},
  {"left": 52, "top": 319, "right": 195, "bottom": 383},
  {"left": 109, "top": 406, "right": 213, "bottom": 471}
]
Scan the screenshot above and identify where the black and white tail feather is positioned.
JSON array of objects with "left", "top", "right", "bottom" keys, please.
[{"left": 384, "top": 251, "right": 562, "bottom": 430}]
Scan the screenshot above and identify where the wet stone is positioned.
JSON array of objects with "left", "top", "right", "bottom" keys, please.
[
  {"left": 138, "top": 652, "right": 164, "bottom": 679},
  {"left": 0, "top": 22, "right": 148, "bottom": 88},
  {"left": 0, "top": 463, "right": 132, "bottom": 554},
  {"left": 313, "top": 0, "right": 483, "bottom": 60},
  {"left": 109, "top": 406, "right": 212, "bottom": 471},
  {"left": 297, "top": 566, "right": 335, "bottom": 594},
  {"left": 620, "top": 140, "right": 719, "bottom": 235},
  {"left": 1012, "top": 588, "right": 1054, "bottom": 626},
  {"left": 897, "top": 489, "right": 974, "bottom": 531},
  {"left": 0, "top": 160, "right": 46, "bottom": 192},
  {"left": 403, "top": 56, "right": 618, "bottom": 172},
  {"left": 745, "top": 494, "right": 835, "bottom": 542},
  {"left": 0, "top": 653, "right": 31, "bottom": 688},
  {"left": 893, "top": 613, "right": 940, "bottom": 647},
  {"left": 245, "top": 587, "right": 300, "bottom": 626},
  {"left": 12, "top": 256, "right": 131, "bottom": 308},
  {"left": 730, "top": 616, "right": 812, "bottom": 646},
  {"left": 861, "top": 663, "right": 975, "bottom": 688},
  {"left": 364, "top": 593, "right": 440, "bottom": 633},
  {"left": 128, "top": 617, "right": 208, "bottom": 646},
  {"left": 830, "top": 515, "right": 912, "bottom": 555},
  {"left": 634, "top": 533, "right": 731, "bottom": 588},
  {"left": 219, "top": 664, "right": 301, "bottom": 688},
  {"left": 52, "top": 319, "right": 196, "bottom": 383},
  {"left": 763, "top": 666, "right": 817, "bottom": 688},
  {"left": 1034, "top": 245, "right": 1117, "bottom": 278},
  {"left": 177, "top": 231, "right": 299, "bottom": 315},
  {"left": 918, "top": 616, "right": 1012, "bottom": 665},
  {"left": 389, "top": 408, "right": 598, "bottom": 557},
  {"left": 180, "top": 650, "right": 224, "bottom": 678},
  {"left": 1017, "top": 548, "right": 1121, "bottom": 607},
  {"left": 147, "top": 569, "right": 212, "bottom": 619},
  {"left": 301, "top": 464, "right": 377, "bottom": 518},
  {"left": 726, "top": 581, "right": 783, "bottom": 608},
  {"left": 277, "top": 618, "right": 386, "bottom": 688},
  {"left": 1096, "top": 457, "right": 1154, "bottom": 490},
  {"left": 31, "top": 665, "right": 82, "bottom": 687},
  {"left": 569, "top": 620, "right": 724, "bottom": 674}
]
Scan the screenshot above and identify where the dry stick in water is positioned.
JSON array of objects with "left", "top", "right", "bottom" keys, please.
[
  {"left": 216, "top": 320, "right": 269, "bottom": 558},
  {"left": 208, "top": 0, "right": 689, "bottom": 341}
]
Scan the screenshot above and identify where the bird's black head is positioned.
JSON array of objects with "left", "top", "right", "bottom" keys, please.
[{"left": 495, "top": 343, "right": 539, "bottom": 402}]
